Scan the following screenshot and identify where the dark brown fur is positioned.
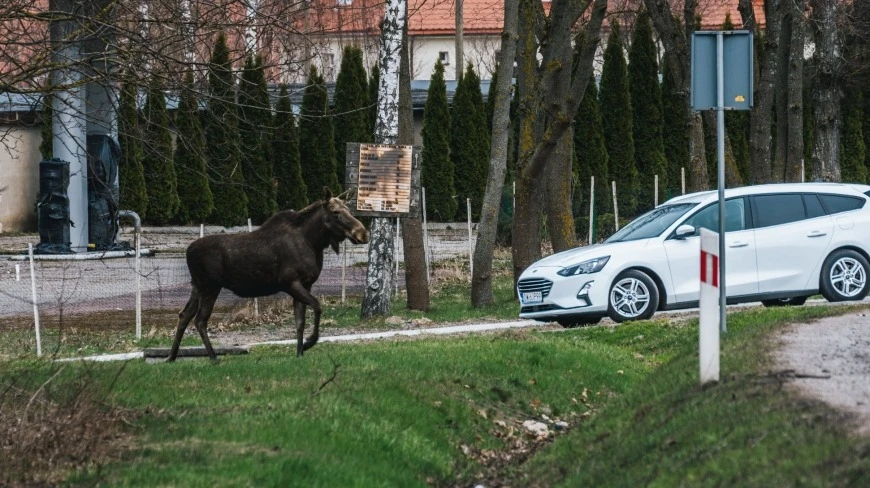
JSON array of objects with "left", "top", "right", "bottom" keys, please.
[{"left": 167, "top": 187, "right": 369, "bottom": 362}]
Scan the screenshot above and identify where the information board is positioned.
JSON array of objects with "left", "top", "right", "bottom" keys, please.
[{"left": 344, "top": 143, "right": 421, "bottom": 218}]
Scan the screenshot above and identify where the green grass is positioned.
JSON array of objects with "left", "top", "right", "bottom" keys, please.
[
  {"left": 0, "top": 277, "right": 520, "bottom": 360},
  {"left": 3, "top": 303, "right": 869, "bottom": 486}
]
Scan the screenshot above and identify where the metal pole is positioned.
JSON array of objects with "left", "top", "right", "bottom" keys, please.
[
  {"left": 28, "top": 243, "right": 42, "bottom": 357},
  {"left": 612, "top": 181, "right": 619, "bottom": 231},
  {"left": 394, "top": 218, "right": 400, "bottom": 297},
  {"left": 248, "top": 218, "right": 259, "bottom": 318},
  {"left": 422, "top": 187, "right": 430, "bottom": 278},
  {"left": 118, "top": 210, "right": 141, "bottom": 339},
  {"left": 588, "top": 176, "right": 595, "bottom": 246},
  {"left": 654, "top": 174, "right": 659, "bottom": 207},
  {"left": 467, "top": 198, "right": 473, "bottom": 277},
  {"left": 717, "top": 32, "right": 727, "bottom": 334},
  {"left": 200, "top": 223, "right": 204, "bottom": 238}
]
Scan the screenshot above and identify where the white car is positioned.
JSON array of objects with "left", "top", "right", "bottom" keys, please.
[{"left": 517, "top": 182, "right": 870, "bottom": 327}]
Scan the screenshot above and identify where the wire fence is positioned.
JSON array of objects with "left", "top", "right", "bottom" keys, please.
[{"left": 0, "top": 220, "right": 481, "bottom": 354}]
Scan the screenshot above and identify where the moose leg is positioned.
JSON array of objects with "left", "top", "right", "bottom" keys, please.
[
  {"left": 287, "top": 282, "right": 321, "bottom": 355},
  {"left": 193, "top": 290, "right": 220, "bottom": 363},
  {"left": 293, "top": 299, "right": 306, "bottom": 357},
  {"left": 167, "top": 287, "right": 200, "bottom": 362}
]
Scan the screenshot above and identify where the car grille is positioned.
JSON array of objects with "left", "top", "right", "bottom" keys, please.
[
  {"left": 517, "top": 278, "right": 553, "bottom": 298},
  {"left": 521, "top": 304, "right": 561, "bottom": 313}
]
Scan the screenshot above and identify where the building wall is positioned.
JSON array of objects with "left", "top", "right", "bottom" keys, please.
[{"left": 0, "top": 125, "right": 42, "bottom": 233}]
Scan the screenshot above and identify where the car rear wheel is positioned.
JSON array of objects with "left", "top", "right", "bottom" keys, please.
[
  {"left": 820, "top": 249, "right": 870, "bottom": 302},
  {"left": 761, "top": 296, "right": 808, "bottom": 307},
  {"left": 556, "top": 316, "right": 603, "bottom": 328},
  {"left": 607, "top": 270, "right": 659, "bottom": 323}
]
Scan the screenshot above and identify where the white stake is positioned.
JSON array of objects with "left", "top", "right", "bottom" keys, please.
[
  {"left": 248, "top": 218, "right": 259, "bottom": 318},
  {"left": 654, "top": 174, "right": 659, "bottom": 207},
  {"left": 394, "top": 218, "right": 400, "bottom": 297},
  {"left": 612, "top": 180, "right": 619, "bottom": 232},
  {"left": 341, "top": 240, "right": 347, "bottom": 304},
  {"left": 15, "top": 264, "right": 20, "bottom": 281},
  {"left": 699, "top": 228, "right": 721, "bottom": 384},
  {"left": 681, "top": 167, "right": 686, "bottom": 195},
  {"left": 588, "top": 176, "right": 595, "bottom": 246},
  {"left": 200, "top": 223, "right": 204, "bottom": 238},
  {"left": 135, "top": 223, "right": 141, "bottom": 339},
  {"left": 422, "top": 187, "right": 431, "bottom": 279},
  {"left": 467, "top": 198, "right": 473, "bottom": 277},
  {"left": 28, "top": 243, "right": 41, "bottom": 357}
]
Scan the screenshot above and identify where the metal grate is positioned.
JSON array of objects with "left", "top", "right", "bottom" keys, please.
[{"left": 517, "top": 278, "right": 553, "bottom": 298}]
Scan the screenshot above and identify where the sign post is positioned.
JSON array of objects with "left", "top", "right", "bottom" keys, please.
[
  {"left": 692, "top": 30, "right": 753, "bottom": 335},
  {"left": 699, "top": 228, "right": 720, "bottom": 384}
]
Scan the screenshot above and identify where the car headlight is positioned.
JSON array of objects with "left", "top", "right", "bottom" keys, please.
[{"left": 556, "top": 256, "right": 610, "bottom": 276}]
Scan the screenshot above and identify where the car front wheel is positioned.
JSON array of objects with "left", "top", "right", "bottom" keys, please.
[
  {"left": 607, "top": 270, "right": 659, "bottom": 323},
  {"left": 820, "top": 249, "right": 870, "bottom": 302}
]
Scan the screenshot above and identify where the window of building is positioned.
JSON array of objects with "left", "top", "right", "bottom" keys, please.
[
  {"left": 336, "top": 0, "right": 352, "bottom": 5},
  {"left": 439, "top": 51, "right": 450, "bottom": 65},
  {"left": 323, "top": 53, "right": 336, "bottom": 82}
]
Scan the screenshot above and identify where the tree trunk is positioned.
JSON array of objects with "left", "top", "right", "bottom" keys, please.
[
  {"left": 644, "top": 0, "right": 708, "bottom": 192},
  {"left": 772, "top": 0, "right": 790, "bottom": 182},
  {"left": 397, "top": 17, "right": 429, "bottom": 311},
  {"left": 702, "top": 110, "right": 742, "bottom": 187},
  {"left": 784, "top": 4, "right": 805, "bottom": 182},
  {"left": 809, "top": 0, "right": 842, "bottom": 182},
  {"left": 361, "top": 0, "right": 406, "bottom": 319},
  {"left": 745, "top": 0, "right": 782, "bottom": 184},
  {"left": 471, "top": 0, "right": 519, "bottom": 308},
  {"left": 455, "top": 0, "right": 464, "bottom": 80},
  {"left": 545, "top": 128, "right": 576, "bottom": 252}
]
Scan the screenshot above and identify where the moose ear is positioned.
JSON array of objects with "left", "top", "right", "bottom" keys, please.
[{"left": 322, "top": 186, "right": 332, "bottom": 201}]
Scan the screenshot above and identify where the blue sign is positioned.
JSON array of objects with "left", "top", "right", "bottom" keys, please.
[{"left": 691, "top": 31, "right": 753, "bottom": 111}]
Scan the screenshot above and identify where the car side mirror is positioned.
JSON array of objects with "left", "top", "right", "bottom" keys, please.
[{"left": 675, "top": 224, "right": 696, "bottom": 239}]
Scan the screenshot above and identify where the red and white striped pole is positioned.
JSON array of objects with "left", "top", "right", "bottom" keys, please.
[{"left": 699, "top": 228, "right": 720, "bottom": 384}]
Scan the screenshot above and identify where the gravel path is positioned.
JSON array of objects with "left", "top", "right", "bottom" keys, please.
[{"left": 774, "top": 311, "right": 870, "bottom": 436}]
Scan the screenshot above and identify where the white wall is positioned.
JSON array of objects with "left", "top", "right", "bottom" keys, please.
[{"left": 0, "top": 125, "right": 41, "bottom": 233}]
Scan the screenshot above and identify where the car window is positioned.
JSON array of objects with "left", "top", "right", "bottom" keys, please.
[
  {"left": 604, "top": 203, "right": 698, "bottom": 243},
  {"left": 680, "top": 198, "right": 747, "bottom": 236},
  {"left": 753, "top": 194, "right": 805, "bottom": 228},
  {"left": 803, "top": 194, "right": 826, "bottom": 219},
  {"left": 819, "top": 194, "right": 865, "bottom": 215}
]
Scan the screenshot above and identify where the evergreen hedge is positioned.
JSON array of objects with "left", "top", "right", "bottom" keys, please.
[
  {"left": 141, "top": 77, "right": 179, "bottom": 225},
  {"left": 600, "top": 22, "right": 638, "bottom": 215},
  {"left": 298, "top": 66, "right": 340, "bottom": 202},
  {"left": 239, "top": 54, "right": 278, "bottom": 224},
  {"left": 450, "top": 63, "right": 490, "bottom": 220},
  {"left": 629, "top": 11, "right": 667, "bottom": 212},
  {"left": 368, "top": 64, "right": 380, "bottom": 140},
  {"left": 840, "top": 87, "right": 867, "bottom": 183},
  {"left": 273, "top": 84, "right": 308, "bottom": 210},
  {"left": 574, "top": 75, "right": 610, "bottom": 241},
  {"left": 173, "top": 70, "right": 214, "bottom": 223},
  {"left": 661, "top": 58, "right": 690, "bottom": 197},
  {"left": 118, "top": 79, "right": 148, "bottom": 219},
  {"left": 334, "top": 46, "right": 370, "bottom": 189},
  {"left": 205, "top": 32, "right": 248, "bottom": 227},
  {"left": 421, "top": 60, "right": 456, "bottom": 221}
]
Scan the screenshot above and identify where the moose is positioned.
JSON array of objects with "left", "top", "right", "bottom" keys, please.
[{"left": 167, "top": 187, "right": 370, "bottom": 363}]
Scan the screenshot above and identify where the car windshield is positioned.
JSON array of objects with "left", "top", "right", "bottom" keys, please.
[{"left": 604, "top": 202, "right": 699, "bottom": 243}]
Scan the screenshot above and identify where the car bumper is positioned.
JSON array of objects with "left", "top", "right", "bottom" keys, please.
[{"left": 516, "top": 269, "right": 612, "bottom": 320}]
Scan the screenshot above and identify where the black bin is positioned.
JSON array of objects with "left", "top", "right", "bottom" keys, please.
[{"left": 36, "top": 158, "right": 72, "bottom": 253}]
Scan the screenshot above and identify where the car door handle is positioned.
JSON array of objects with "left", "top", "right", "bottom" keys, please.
[
  {"left": 807, "top": 231, "right": 827, "bottom": 238},
  {"left": 729, "top": 241, "right": 749, "bottom": 248}
]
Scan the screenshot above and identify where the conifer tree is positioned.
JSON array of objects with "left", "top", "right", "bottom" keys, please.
[
  {"left": 118, "top": 78, "right": 148, "bottom": 218},
  {"left": 141, "top": 76, "right": 179, "bottom": 224},
  {"left": 334, "top": 46, "right": 370, "bottom": 189},
  {"left": 629, "top": 11, "right": 667, "bottom": 212},
  {"left": 173, "top": 70, "right": 214, "bottom": 223},
  {"left": 298, "top": 65, "right": 339, "bottom": 202},
  {"left": 421, "top": 60, "right": 456, "bottom": 221},
  {"left": 661, "top": 58, "right": 690, "bottom": 197},
  {"left": 239, "top": 54, "right": 277, "bottom": 223},
  {"left": 367, "top": 64, "right": 380, "bottom": 141},
  {"left": 205, "top": 32, "right": 248, "bottom": 226},
  {"left": 273, "top": 84, "right": 308, "bottom": 210},
  {"left": 864, "top": 85, "right": 870, "bottom": 178},
  {"left": 600, "top": 22, "right": 638, "bottom": 215},
  {"left": 574, "top": 75, "right": 610, "bottom": 234},
  {"left": 450, "top": 63, "right": 490, "bottom": 220},
  {"left": 840, "top": 87, "right": 867, "bottom": 183},
  {"left": 486, "top": 65, "right": 498, "bottom": 134}
]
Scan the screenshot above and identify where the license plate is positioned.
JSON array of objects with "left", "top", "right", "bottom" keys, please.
[{"left": 521, "top": 291, "right": 542, "bottom": 304}]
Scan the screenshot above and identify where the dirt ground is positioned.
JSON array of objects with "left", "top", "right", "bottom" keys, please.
[{"left": 773, "top": 311, "right": 870, "bottom": 437}]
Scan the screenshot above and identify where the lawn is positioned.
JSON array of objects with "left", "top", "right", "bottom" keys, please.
[{"left": 2, "top": 297, "right": 869, "bottom": 486}]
